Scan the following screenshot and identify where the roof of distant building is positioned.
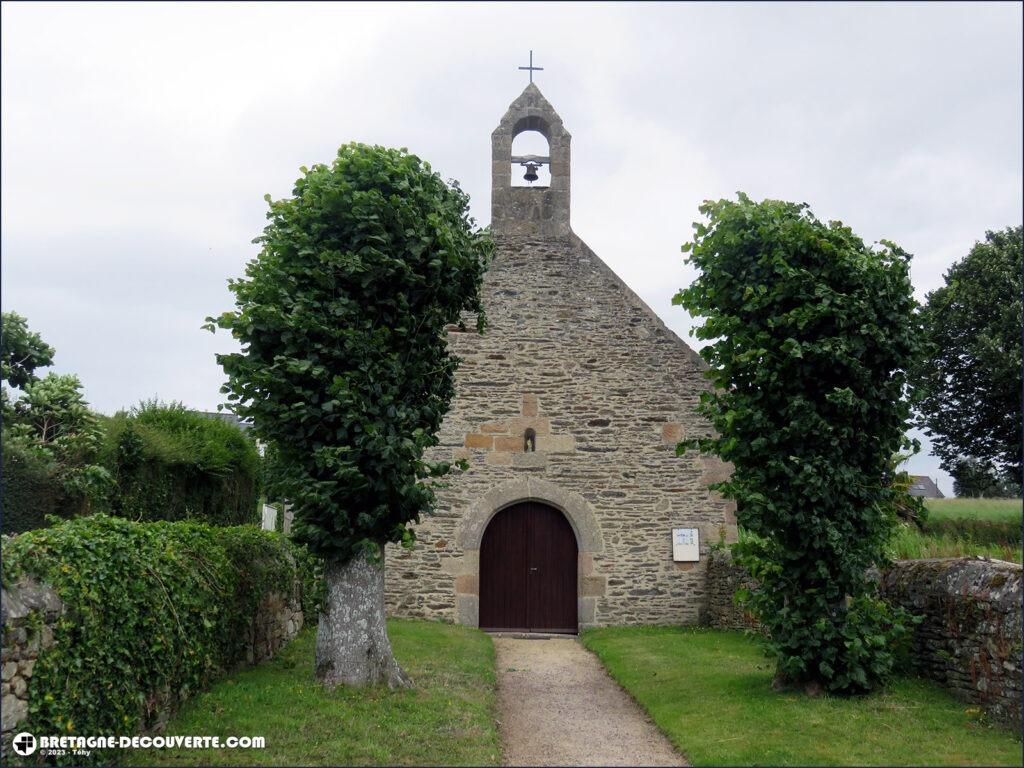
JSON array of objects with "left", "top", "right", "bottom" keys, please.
[
  {"left": 908, "top": 475, "right": 944, "bottom": 499},
  {"left": 195, "top": 410, "right": 252, "bottom": 433}
]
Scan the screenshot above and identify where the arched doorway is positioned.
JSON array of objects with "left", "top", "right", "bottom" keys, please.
[{"left": 479, "top": 501, "right": 578, "bottom": 633}]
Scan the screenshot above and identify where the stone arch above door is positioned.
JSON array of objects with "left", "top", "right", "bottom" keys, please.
[
  {"left": 457, "top": 477, "right": 603, "bottom": 554},
  {"left": 454, "top": 477, "right": 604, "bottom": 629}
]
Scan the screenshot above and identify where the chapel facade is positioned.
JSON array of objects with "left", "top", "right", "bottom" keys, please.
[{"left": 385, "top": 83, "right": 736, "bottom": 631}]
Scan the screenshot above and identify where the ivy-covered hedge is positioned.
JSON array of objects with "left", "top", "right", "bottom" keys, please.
[
  {"left": 99, "top": 404, "right": 262, "bottom": 526},
  {"left": 1, "top": 515, "right": 320, "bottom": 763}
]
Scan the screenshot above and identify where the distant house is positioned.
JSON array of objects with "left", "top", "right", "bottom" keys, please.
[{"left": 909, "top": 475, "right": 944, "bottom": 499}]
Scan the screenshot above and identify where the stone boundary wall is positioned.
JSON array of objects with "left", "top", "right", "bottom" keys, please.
[
  {"left": 704, "top": 550, "right": 1023, "bottom": 728},
  {"left": 705, "top": 549, "right": 760, "bottom": 631},
  {"left": 880, "top": 558, "right": 1021, "bottom": 728},
  {"left": 1, "top": 571, "right": 306, "bottom": 754}
]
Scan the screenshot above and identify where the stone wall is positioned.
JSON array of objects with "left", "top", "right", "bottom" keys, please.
[
  {"left": 881, "top": 558, "right": 1022, "bottom": 728},
  {"left": 0, "top": 579, "right": 60, "bottom": 740},
  {"left": 1, "top": 570, "right": 306, "bottom": 754},
  {"left": 704, "top": 551, "right": 1023, "bottom": 728},
  {"left": 705, "top": 550, "right": 760, "bottom": 632},
  {"left": 385, "top": 231, "right": 736, "bottom": 629}
]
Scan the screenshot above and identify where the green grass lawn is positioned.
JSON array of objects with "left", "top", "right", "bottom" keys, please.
[
  {"left": 924, "top": 497, "right": 1022, "bottom": 523},
  {"left": 582, "top": 625, "right": 1021, "bottom": 766},
  {"left": 127, "top": 620, "right": 500, "bottom": 766}
]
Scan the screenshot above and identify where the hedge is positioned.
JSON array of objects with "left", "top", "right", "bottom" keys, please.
[
  {"left": 99, "top": 404, "right": 262, "bottom": 526},
  {"left": 0, "top": 439, "right": 67, "bottom": 534},
  {"left": 1, "top": 515, "right": 320, "bottom": 764}
]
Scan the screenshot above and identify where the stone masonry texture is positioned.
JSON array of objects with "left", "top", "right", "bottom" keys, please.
[
  {"left": 385, "top": 84, "right": 736, "bottom": 630},
  {"left": 705, "top": 550, "right": 761, "bottom": 632},
  {"left": 881, "top": 558, "right": 1022, "bottom": 729}
]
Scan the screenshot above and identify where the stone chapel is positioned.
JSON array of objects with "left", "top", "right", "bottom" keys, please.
[{"left": 385, "top": 83, "right": 736, "bottom": 632}]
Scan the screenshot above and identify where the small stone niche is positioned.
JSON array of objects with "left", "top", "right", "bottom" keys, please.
[{"left": 524, "top": 427, "right": 537, "bottom": 452}]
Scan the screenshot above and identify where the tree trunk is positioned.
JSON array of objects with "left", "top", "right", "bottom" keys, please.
[{"left": 314, "top": 547, "right": 412, "bottom": 689}]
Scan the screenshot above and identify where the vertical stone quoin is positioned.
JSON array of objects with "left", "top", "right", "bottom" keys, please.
[{"left": 386, "top": 82, "right": 734, "bottom": 629}]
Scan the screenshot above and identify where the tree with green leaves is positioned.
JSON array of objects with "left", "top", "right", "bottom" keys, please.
[
  {"left": 950, "top": 456, "right": 1018, "bottom": 499},
  {"left": 2, "top": 311, "right": 56, "bottom": 413},
  {"left": 674, "top": 194, "right": 920, "bottom": 695},
  {"left": 2, "top": 314, "right": 111, "bottom": 526},
  {"left": 5, "top": 373, "right": 111, "bottom": 511},
  {"left": 208, "top": 143, "right": 490, "bottom": 688},
  {"left": 914, "top": 225, "right": 1022, "bottom": 495},
  {"left": 9, "top": 373, "right": 104, "bottom": 453}
]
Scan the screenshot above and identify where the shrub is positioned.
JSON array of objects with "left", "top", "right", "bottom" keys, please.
[
  {"left": 0, "top": 436, "right": 65, "bottom": 533},
  {"left": 1, "top": 515, "right": 321, "bottom": 764},
  {"left": 1, "top": 374, "right": 111, "bottom": 532},
  {"left": 99, "top": 402, "right": 261, "bottom": 526}
]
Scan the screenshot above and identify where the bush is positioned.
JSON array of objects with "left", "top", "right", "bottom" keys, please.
[
  {"left": 0, "top": 436, "right": 66, "bottom": 533},
  {"left": 99, "top": 402, "right": 262, "bottom": 526},
  {"left": 1, "top": 374, "right": 111, "bottom": 532},
  {"left": 1, "top": 515, "right": 321, "bottom": 764}
]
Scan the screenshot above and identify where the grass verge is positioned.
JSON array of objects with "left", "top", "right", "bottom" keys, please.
[
  {"left": 127, "top": 620, "right": 500, "bottom": 766},
  {"left": 886, "top": 498, "right": 1024, "bottom": 563},
  {"left": 889, "top": 523, "right": 1021, "bottom": 563},
  {"left": 582, "top": 625, "right": 1021, "bottom": 766}
]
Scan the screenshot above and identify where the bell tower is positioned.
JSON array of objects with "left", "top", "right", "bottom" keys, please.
[{"left": 491, "top": 83, "right": 571, "bottom": 238}]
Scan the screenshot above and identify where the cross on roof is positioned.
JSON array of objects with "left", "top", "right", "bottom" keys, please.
[{"left": 518, "top": 50, "right": 543, "bottom": 84}]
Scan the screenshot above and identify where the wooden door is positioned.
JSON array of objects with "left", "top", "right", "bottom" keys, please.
[{"left": 479, "top": 502, "right": 578, "bottom": 633}]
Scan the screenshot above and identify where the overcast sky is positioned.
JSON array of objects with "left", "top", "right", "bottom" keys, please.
[{"left": 3, "top": 2, "right": 1022, "bottom": 495}]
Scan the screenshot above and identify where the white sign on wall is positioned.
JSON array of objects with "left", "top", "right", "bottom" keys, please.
[
  {"left": 672, "top": 527, "right": 700, "bottom": 562},
  {"left": 261, "top": 504, "right": 278, "bottom": 531}
]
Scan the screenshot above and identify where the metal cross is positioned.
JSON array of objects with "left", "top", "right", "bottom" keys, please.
[{"left": 518, "top": 50, "right": 543, "bottom": 84}]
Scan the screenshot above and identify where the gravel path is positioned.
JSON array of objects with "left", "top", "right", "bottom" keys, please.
[{"left": 492, "top": 635, "right": 687, "bottom": 766}]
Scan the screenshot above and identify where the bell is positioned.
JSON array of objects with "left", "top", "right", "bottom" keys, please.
[{"left": 523, "top": 162, "right": 539, "bottom": 183}]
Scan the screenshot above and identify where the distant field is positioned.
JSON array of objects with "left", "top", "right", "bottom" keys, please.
[
  {"left": 890, "top": 524, "right": 1020, "bottom": 564},
  {"left": 924, "top": 498, "right": 1022, "bottom": 523},
  {"left": 890, "top": 498, "right": 1023, "bottom": 564}
]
